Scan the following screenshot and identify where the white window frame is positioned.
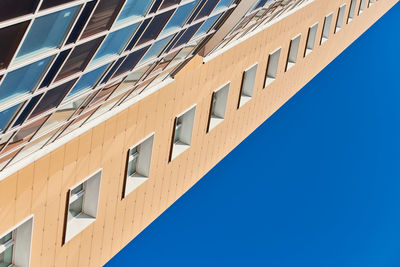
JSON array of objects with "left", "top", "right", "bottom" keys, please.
[
  {"left": 169, "top": 105, "right": 196, "bottom": 161},
  {"left": 320, "top": 13, "right": 333, "bottom": 44},
  {"left": 0, "top": 216, "right": 33, "bottom": 267},
  {"left": 207, "top": 82, "right": 230, "bottom": 132},
  {"left": 238, "top": 63, "right": 258, "bottom": 108},
  {"left": 264, "top": 47, "right": 281, "bottom": 87},
  {"left": 123, "top": 133, "right": 154, "bottom": 198},
  {"left": 335, "top": 4, "right": 347, "bottom": 33},
  {"left": 64, "top": 169, "right": 102, "bottom": 244},
  {"left": 286, "top": 34, "right": 301, "bottom": 71},
  {"left": 304, "top": 23, "right": 318, "bottom": 57}
]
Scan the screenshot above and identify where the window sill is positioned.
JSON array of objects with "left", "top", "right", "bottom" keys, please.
[
  {"left": 264, "top": 77, "right": 275, "bottom": 87},
  {"left": 208, "top": 116, "right": 224, "bottom": 132},
  {"left": 65, "top": 213, "right": 95, "bottom": 244},
  {"left": 286, "top": 61, "right": 296, "bottom": 71},
  {"left": 238, "top": 95, "right": 252, "bottom": 108},
  {"left": 304, "top": 48, "right": 313, "bottom": 57},
  {"left": 124, "top": 174, "right": 148, "bottom": 197},
  {"left": 171, "top": 141, "right": 190, "bottom": 161}
]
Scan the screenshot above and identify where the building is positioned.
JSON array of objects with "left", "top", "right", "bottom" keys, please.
[{"left": 0, "top": 0, "right": 397, "bottom": 266}]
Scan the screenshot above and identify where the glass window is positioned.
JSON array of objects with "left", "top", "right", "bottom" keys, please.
[
  {"left": 161, "top": 1, "right": 198, "bottom": 35},
  {"left": 0, "top": 104, "right": 22, "bottom": 132},
  {"left": 0, "top": 0, "right": 39, "bottom": 22},
  {"left": 115, "top": 0, "right": 153, "bottom": 26},
  {"left": 12, "top": 94, "right": 42, "bottom": 127},
  {"left": 0, "top": 57, "right": 53, "bottom": 104},
  {"left": 160, "top": 0, "right": 181, "bottom": 10},
  {"left": 30, "top": 79, "right": 77, "bottom": 119},
  {"left": 66, "top": 64, "right": 110, "bottom": 99},
  {"left": 139, "top": 35, "right": 174, "bottom": 65},
  {"left": 14, "top": 6, "right": 80, "bottom": 62},
  {"left": 136, "top": 10, "right": 174, "bottom": 46},
  {"left": 192, "top": 14, "right": 220, "bottom": 39},
  {"left": 0, "top": 22, "right": 30, "bottom": 70},
  {"left": 56, "top": 37, "right": 103, "bottom": 81},
  {"left": 111, "top": 46, "right": 149, "bottom": 79},
  {"left": 90, "top": 23, "right": 139, "bottom": 65},
  {"left": 66, "top": 1, "right": 97, "bottom": 44},
  {"left": 172, "top": 22, "right": 202, "bottom": 49},
  {"left": 80, "top": 0, "right": 125, "bottom": 39},
  {"left": 0, "top": 231, "right": 13, "bottom": 266},
  {"left": 194, "top": 0, "right": 219, "bottom": 21},
  {"left": 40, "top": 49, "right": 71, "bottom": 88},
  {"left": 214, "top": 0, "right": 232, "bottom": 11},
  {"left": 40, "top": 0, "right": 79, "bottom": 10}
]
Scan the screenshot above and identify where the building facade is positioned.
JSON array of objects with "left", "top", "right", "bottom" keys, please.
[{"left": 0, "top": 0, "right": 397, "bottom": 266}]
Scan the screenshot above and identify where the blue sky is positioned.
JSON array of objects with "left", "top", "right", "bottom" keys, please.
[{"left": 107, "top": 3, "right": 400, "bottom": 266}]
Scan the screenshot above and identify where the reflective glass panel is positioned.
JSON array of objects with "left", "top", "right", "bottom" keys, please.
[
  {"left": 0, "top": 0, "right": 39, "bottom": 22},
  {"left": 115, "top": 0, "right": 153, "bottom": 25},
  {"left": 139, "top": 35, "right": 174, "bottom": 64},
  {"left": 0, "top": 22, "right": 30, "bottom": 70},
  {"left": 161, "top": 1, "right": 198, "bottom": 35},
  {"left": 66, "top": 64, "right": 110, "bottom": 98},
  {"left": 136, "top": 10, "right": 174, "bottom": 46},
  {"left": 0, "top": 57, "right": 52, "bottom": 104},
  {"left": 15, "top": 6, "right": 80, "bottom": 62},
  {"left": 192, "top": 14, "right": 219, "bottom": 39},
  {"left": 0, "top": 104, "right": 22, "bottom": 132},
  {"left": 214, "top": 0, "right": 232, "bottom": 11}
]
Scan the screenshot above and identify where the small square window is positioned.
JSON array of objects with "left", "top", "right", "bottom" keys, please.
[
  {"left": 0, "top": 217, "right": 33, "bottom": 267},
  {"left": 264, "top": 48, "right": 281, "bottom": 87},
  {"left": 359, "top": 0, "right": 367, "bottom": 14},
  {"left": 123, "top": 134, "right": 154, "bottom": 198},
  {"left": 238, "top": 63, "right": 258, "bottom": 108},
  {"left": 320, "top": 13, "right": 333, "bottom": 44},
  {"left": 170, "top": 106, "right": 196, "bottom": 161},
  {"left": 304, "top": 23, "right": 318, "bottom": 57},
  {"left": 207, "top": 82, "right": 229, "bottom": 132},
  {"left": 335, "top": 4, "right": 347, "bottom": 33},
  {"left": 64, "top": 170, "right": 102, "bottom": 244},
  {"left": 286, "top": 34, "right": 301, "bottom": 71},
  {"left": 347, "top": 0, "right": 357, "bottom": 23}
]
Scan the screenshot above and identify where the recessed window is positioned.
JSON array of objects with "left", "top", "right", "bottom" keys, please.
[
  {"left": 123, "top": 134, "right": 154, "bottom": 198},
  {"left": 368, "top": 0, "right": 374, "bottom": 7},
  {"left": 238, "top": 63, "right": 258, "bottom": 108},
  {"left": 170, "top": 105, "right": 196, "bottom": 161},
  {"left": 207, "top": 82, "right": 229, "bottom": 132},
  {"left": 304, "top": 23, "right": 318, "bottom": 57},
  {"left": 320, "top": 13, "right": 333, "bottom": 44},
  {"left": 0, "top": 217, "right": 33, "bottom": 267},
  {"left": 264, "top": 48, "right": 281, "bottom": 87},
  {"left": 335, "top": 4, "right": 347, "bottom": 33},
  {"left": 0, "top": 56, "right": 53, "bottom": 104},
  {"left": 347, "top": 0, "right": 357, "bottom": 23},
  {"left": 14, "top": 6, "right": 80, "bottom": 63},
  {"left": 64, "top": 170, "right": 102, "bottom": 244},
  {"left": 359, "top": 0, "right": 366, "bottom": 14},
  {"left": 286, "top": 34, "right": 301, "bottom": 71}
]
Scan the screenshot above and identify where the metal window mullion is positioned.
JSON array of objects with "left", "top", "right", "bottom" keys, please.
[
  {"left": 59, "top": 3, "right": 88, "bottom": 49},
  {"left": 0, "top": 131, "right": 18, "bottom": 154},
  {"left": 45, "top": 49, "right": 74, "bottom": 89},
  {"left": 74, "top": 0, "right": 101, "bottom": 42}
]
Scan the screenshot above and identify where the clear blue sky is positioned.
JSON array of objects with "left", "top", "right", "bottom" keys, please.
[{"left": 107, "top": 3, "right": 400, "bottom": 266}]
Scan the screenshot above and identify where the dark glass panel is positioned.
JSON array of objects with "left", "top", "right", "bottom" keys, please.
[
  {"left": 194, "top": 0, "right": 219, "bottom": 20},
  {"left": 0, "top": 22, "right": 30, "bottom": 70},
  {"left": 164, "top": 30, "right": 184, "bottom": 53},
  {"left": 30, "top": 79, "right": 77, "bottom": 119},
  {"left": 56, "top": 37, "right": 103, "bottom": 81},
  {"left": 87, "top": 82, "right": 120, "bottom": 108},
  {"left": 40, "top": 0, "right": 79, "bottom": 10},
  {"left": 101, "top": 58, "right": 124, "bottom": 84},
  {"left": 13, "top": 94, "right": 43, "bottom": 127},
  {"left": 125, "top": 18, "right": 151, "bottom": 50},
  {"left": 172, "top": 22, "right": 202, "bottom": 49},
  {"left": 111, "top": 46, "right": 149, "bottom": 79},
  {"left": 80, "top": 0, "right": 125, "bottom": 39},
  {"left": 66, "top": 1, "right": 97, "bottom": 44},
  {"left": 160, "top": 0, "right": 181, "bottom": 10},
  {"left": 149, "top": 0, "right": 162, "bottom": 13},
  {"left": 40, "top": 49, "right": 71, "bottom": 88},
  {"left": 136, "top": 10, "right": 174, "bottom": 46},
  {"left": 0, "top": 0, "right": 39, "bottom": 22},
  {"left": 186, "top": 0, "right": 205, "bottom": 24}
]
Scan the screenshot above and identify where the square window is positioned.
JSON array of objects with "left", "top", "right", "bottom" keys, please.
[
  {"left": 238, "top": 63, "right": 258, "bottom": 108},
  {"left": 286, "top": 34, "right": 301, "bottom": 71},
  {"left": 0, "top": 57, "right": 53, "bottom": 104},
  {"left": 264, "top": 48, "right": 281, "bottom": 87},
  {"left": 359, "top": 0, "right": 367, "bottom": 14},
  {"left": 14, "top": 6, "right": 80, "bottom": 63},
  {"left": 123, "top": 134, "right": 154, "bottom": 198},
  {"left": 170, "top": 105, "right": 196, "bottom": 161},
  {"left": 320, "top": 13, "right": 333, "bottom": 44},
  {"left": 0, "top": 217, "right": 33, "bottom": 267},
  {"left": 304, "top": 23, "right": 318, "bottom": 57},
  {"left": 335, "top": 4, "right": 347, "bottom": 33},
  {"left": 207, "top": 82, "right": 229, "bottom": 132},
  {"left": 64, "top": 170, "right": 102, "bottom": 244}
]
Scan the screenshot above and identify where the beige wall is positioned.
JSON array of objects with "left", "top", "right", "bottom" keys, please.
[{"left": 0, "top": 0, "right": 397, "bottom": 266}]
